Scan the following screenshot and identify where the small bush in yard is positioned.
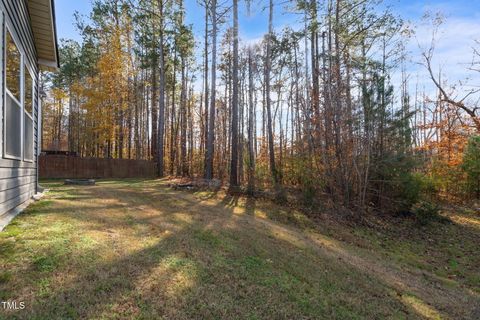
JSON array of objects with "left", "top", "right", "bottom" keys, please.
[
  {"left": 412, "top": 201, "right": 448, "bottom": 225},
  {"left": 462, "top": 136, "right": 480, "bottom": 199}
]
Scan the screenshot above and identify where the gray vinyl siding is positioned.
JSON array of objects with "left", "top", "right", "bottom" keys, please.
[{"left": 0, "top": 0, "right": 40, "bottom": 219}]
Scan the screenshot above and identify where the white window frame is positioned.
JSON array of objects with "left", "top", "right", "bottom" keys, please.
[
  {"left": 3, "top": 22, "right": 26, "bottom": 161},
  {"left": 23, "top": 64, "right": 34, "bottom": 162}
]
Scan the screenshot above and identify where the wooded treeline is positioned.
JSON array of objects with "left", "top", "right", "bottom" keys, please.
[{"left": 42, "top": 0, "right": 480, "bottom": 212}]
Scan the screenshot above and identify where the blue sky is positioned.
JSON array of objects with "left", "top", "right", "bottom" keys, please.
[
  {"left": 54, "top": 0, "right": 480, "bottom": 100},
  {"left": 54, "top": 0, "right": 480, "bottom": 42},
  {"left": 54, "top": 0, "right": 303, "bottom": 42}
]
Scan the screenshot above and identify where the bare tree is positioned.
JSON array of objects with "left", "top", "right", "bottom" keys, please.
[
  {"left": 421, "top": 19, "right": 480, "bottom": 132},
  {"left": 157, "top": 0, "right": 166, "bottom": 177},
  {"left": 230, "top": 0, "right": 239, "bottom": 186},
  {"left": 423, "top": 53, "right": 480, "bottom": 132},
  {"left": 247, "top": 45, "right": 255, "bottom": 194},
  {"left": 205, "top": 0, "right": 217, "bottom": 179},
  {"left": 265, "top": 0, "right": 279, "bottom": 188}
]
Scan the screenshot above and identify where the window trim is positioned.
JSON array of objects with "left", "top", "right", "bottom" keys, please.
[
  {"left": 5, "top": 26, "right": 21, "bottom": 106},
  {"left": 24, "top": 64, "right": 34, "bottom": 119},
  {"left": 23, "top": 64, "right": 34, "bottom": 163},
  {"left": 3, "top": 24, "right": 24, "bottom": 161},
  {"left": 2, "top": 21, "right": 36, "bottom": 163},
  {"left": 4, "top": 91, "right": 22, "bottom": 160}
]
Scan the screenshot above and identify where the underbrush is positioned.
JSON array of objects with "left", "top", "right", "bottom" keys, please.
[
  {"left": 412, "top": 201, "right": 450, "bottom": 225},
  {"left": 168, "top": 176, "right": 456, "bottom": 228}
]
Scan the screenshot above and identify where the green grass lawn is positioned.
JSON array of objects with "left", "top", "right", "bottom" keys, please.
[{"left": 0, "top": 179, "right": 479, "bottom": 319}]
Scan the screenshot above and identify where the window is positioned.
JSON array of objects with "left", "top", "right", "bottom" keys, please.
[
  {"left": 24, "top": 66, "right": 34, "bottom": 161},
  {"left": 24, "top": 65, "right": 32, "bottom": 115},
  {"left": 24, "top": 116, "right": 33, "bottom": 161},
  {"left": 4, "top": 29, "right": 22, "bottom": 159},
  {"left": 5, "top": 93, "right": 21, "bottom": 158},
  {"left": 3, "top": 27, "right": 35, "bottom": 162},
  {"left": 6, "top": 31, "right": 20, "bottom": 101}
]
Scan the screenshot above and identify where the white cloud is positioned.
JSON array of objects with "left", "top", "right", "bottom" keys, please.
[{"left": 399, "top": 15, "right": 480, "bottom": 104}]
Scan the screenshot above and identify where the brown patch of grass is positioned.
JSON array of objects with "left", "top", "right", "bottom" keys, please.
[{"left": 0, "top": 179, "right": 478, "bottom": 319}]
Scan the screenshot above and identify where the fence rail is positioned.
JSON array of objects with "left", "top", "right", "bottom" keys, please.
[{"left": 39, "top": 155, "right": 157, "bottom": 179}]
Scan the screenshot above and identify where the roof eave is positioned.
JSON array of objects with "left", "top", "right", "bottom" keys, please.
[
  {"left": 50, "top": 0, "right": 59, "bottom": 69},
  {"left": 38, "top": 58, "right": 58, "bottom": 72},
  {"left": 29, "top": 0, "right": 60, "bottom": 71}
]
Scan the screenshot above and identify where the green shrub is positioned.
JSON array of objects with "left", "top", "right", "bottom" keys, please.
[
  {"left": 399, "top": 172, "right": 423, "bottom": 210},
  {"left": 301, "top": 182, "right": 316, "bottom": 207},
  {"left": 412, "top": 201, "right": 446, "bottom": 225},
  {"left": 374, "top": 153, "right": 422, "bottom": 213},
  {"left": 429, "top": 157, "right": 468, "bottom": 199},
  {"left": 462, "top": 136, "right": 480, "bottom": 198},
  {"left": 415, "top": 173, "right": 438, "bottom": 195},
  {"left": 283, "top": 155, "right": 322, "bottom": 207}
]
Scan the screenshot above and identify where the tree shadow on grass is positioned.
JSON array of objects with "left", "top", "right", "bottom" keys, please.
[
  {"left": 1, "top": 182, "right": 217, "bottom": 318},
  {"left": 16, "top": 228, "right": 195, "bottom": 319},
  {"left": 2, "top": 180, "right": 479, "bottom": 319},
  {"left": 245, "top": 196, "right": 256, "bottom": 216}
]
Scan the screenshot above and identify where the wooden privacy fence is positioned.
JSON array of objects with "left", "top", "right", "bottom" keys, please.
[{"left": 39, "top": 155, "right": 157, "bottom": 179}]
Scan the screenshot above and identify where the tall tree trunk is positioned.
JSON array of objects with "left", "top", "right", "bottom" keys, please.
[
  {"left": 180, "top": 55, "right": 188, "bottom": 176},
  {"left": 68, "top": 91, "right": 74, "bottom": 151},
  {"left": 230, "top": 0, "right": 239, "bottom": 187},
  {"left": 157, "top": 0, "right": 166, "bottom": 177},
  {"left": 135, "top": 75, "right": 141, "bottom": 159},
  {"left": 247, "top": 46, "right": 256, "bottom": 194},
  {"left": 205, "top": 0, "right": 217, "bottom": 179},
  {"left": 265, "top": 0, "right": 279, "bottom": 188},
  {"left": 151, "top": 64, "right": 158, "bottom": 160},
  {"left": 203, "top": 1, "right": 209, "bottom": 173},
  {"left": 310, "top": 0, "right": 320, "bottom": 127},
  {"left": 170, "top": 45, "right": 177, "bottom": 175}
]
